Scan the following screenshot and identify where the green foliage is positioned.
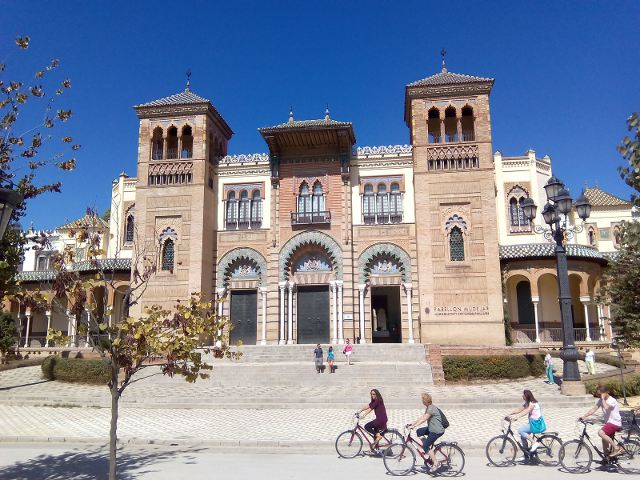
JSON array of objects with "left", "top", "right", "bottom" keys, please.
[
  {"left": 101, "top": 208, "right": 110, "bottom": 222},
  {"left": 443, "top": 354, "right": 545, "bottom": 382},
  {"left": 0, "top": 311, "right": 18, "bottom": 358},
  {"left": 41, "top": 356, "right": 110, "bottom": 384},
  {"left": 585, "top": 374, "right": 640, "bottom": 398}
]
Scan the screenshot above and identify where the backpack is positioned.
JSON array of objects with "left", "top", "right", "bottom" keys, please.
[{"left": 438, "top": 408, "right": 450, "bottom": 429}]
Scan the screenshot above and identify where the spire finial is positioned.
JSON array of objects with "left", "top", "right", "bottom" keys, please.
[
  {"left": 325, "top": 103, "right": 330, "bottom": 122},
  {"left": 185, "top": 68, "right": 192, "bottom": 92},
  {"left": 288, "top": 106, "right": 294, "bottom": 125},
  {"left": 440, "top": 48, "right": 447, "bottom": 73}
]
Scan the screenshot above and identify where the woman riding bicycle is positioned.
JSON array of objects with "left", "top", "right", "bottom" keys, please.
[
  {"left": 357, "top": 388, "right": 388, "bottom": 451},
  {"left": 408, "top": 392, "right": 444, "bottom": 471},
  {"left": 580, "top": 385, "right": 623, "bottom": 457},
  {"left": 508, "top": 389, "right": 546, "bottom": 454}
]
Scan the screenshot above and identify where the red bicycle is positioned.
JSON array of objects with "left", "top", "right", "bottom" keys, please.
[
  {"left": 335, "top": 413, "right": 403, "bottom": 458},
  {"left": 382, "top": 425, "right": 465, "bottom": 476}
]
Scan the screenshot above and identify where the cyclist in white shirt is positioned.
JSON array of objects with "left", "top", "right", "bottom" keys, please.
[{"left": 580, "top": 385, "right": 623, "bottom": 457}]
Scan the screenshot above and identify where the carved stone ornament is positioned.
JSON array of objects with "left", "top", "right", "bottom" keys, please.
[
  {"left": 279, "top": 231, "right": 343, "bottom": 281},
  {"left": 217, "top": 247, "right": 267, "bottom": 288},
  {"left": 358, "top": 242, "right": 411, "bottom": 283},
  {"left": 295, "top": 253, "right": 332, "bottom": 272}
]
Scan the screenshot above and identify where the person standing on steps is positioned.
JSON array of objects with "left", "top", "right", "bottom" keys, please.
[
  {"left": 585, "top": 348, "right": 596, "bottom": 375},
  {"left": 313, "top": 344, "right": 324, "bottom": 373},
  {"left": 327, "top": 346, "right": 335, "bottom": 373},
  {"left": 343, "top": 338, "right": 353, "bottom": 365},
  {"left": 357, "top": 388, "right": 388, "bottom": 453},
  {"left": 544, "top": 353, "right": 555, "bottom": 384}
]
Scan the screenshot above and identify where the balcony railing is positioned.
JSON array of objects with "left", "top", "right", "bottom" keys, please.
[
  {"left": 291, "top": 211, "right": 331, "bottom": 225},
  {"left": 167, "top": 147, "right": 178, "bottom": 159},
  {"left": 461, "top": 130, "right": 475, "bottom": 142},
  {"left": 152, "top": 147, "right": 163, "bottom": 160},
  {"left": 181, "top": 147, "right": 193, "bottom": 159},
  {"left": 363, "top": 213, "right": 403, "bottom": 225},
  {"left": 225, "top": 218, "right": 262, "bottom": 230},
  {"left": 512, "top": 327, "right": 604, "bottom": 344}
]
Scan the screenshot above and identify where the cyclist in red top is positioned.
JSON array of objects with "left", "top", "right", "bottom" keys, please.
[{"left": 358, "top": 388, "right": 388, "bottom": 451}]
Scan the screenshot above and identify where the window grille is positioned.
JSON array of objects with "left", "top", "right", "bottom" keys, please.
[
  {"left": 125, "top": 215, "right": 134, "bottom": 243},
  {"left": 251, "top": 190, "right": 262, "bottom": 228},
  {"left": 226, "top": 192, "right": 238, "bottom": 229},
  {"left": 449, "top": 227, "right": 465, "bottom": 261},
  {"left": 162, "top": 239, "right": 174, "bottom": 271}
]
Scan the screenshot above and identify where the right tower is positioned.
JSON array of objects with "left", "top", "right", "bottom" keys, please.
[{"left": 405, "top": 60, "right": 504, "bottom": 345}]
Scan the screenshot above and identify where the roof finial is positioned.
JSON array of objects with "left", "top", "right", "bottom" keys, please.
[
  {"left": 288, "top": 106, "right": 294, "bottom": 125},
  {"left": 441, "top": 48, "right": 447, "bottom": 73},
  {"left": 185, "top": 68, "right": 192, "bottom": 92},
  {"left": 325, "top": 103, "right": 330, "bottom": 122}
]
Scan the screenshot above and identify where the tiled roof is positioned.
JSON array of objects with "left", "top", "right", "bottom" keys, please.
[
  {"left": 135, "top": 90, "right": 210, "bottom": 108},
  {"left": 407, "top": 69, "right": 494, "bottom": 87},
  {"left": 584, "top": 187, "right": 631, "bottom": 207},
  {"left": 15, "top": 258, "right": 132, "bottom": 283},
  {"left": 259, "top": 118, "right": 352, "bottom": 131},
  {"left": 500, "top": 243, "right": 606, "bottom": 261},
  {"left": 58, "top": 214, "right": 108, "bottom": 231}
]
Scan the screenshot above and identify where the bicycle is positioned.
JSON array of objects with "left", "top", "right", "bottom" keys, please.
[
  {"left": 485, "top": 417, "right": 562, "bottom": 467},
  {"left": 382, "top": 424, "right": 465, "bottom": 476},
  {"left": 335, "top": 413, "right": 403, "bottom": 459},
  {"left": 559, "top": 418, "right": 640, "bottom": 473}
]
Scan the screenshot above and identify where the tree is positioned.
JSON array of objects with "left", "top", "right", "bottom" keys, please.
[
  {"left": 0, "top": 311, "right": 18, "bottom": 362},
  {"left": 38, "top": 212, "right": 239, "bottom": 480},
  {"left": 0, "top": 36, "right": 79, "bottom": 296},
  {"left": 600, "top": 113, "right": 640, "bottom": 346}
]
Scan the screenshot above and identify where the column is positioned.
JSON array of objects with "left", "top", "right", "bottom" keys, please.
[
  {"left": 403, "top": 283, "right": 415, "bottom": 344},
  {"left": 84, "top": 307, "right": 91, "bottom": 347},
  {"left": 66, "top": 309, "right": 72, "bottom": 345},
  {"left": 278, "top": 281, "right": 286, "bottom": 345},
  {"left": 597, "top": 304, "right": 605, "bottom": 341},
  {"left": 162, "top": 137, "right": 167, "bottom": 160},
  {"left": 287, "top": 281, "right": 294, "bottom": 344},
  {"left": 259, "top": 287, "right": 267, "bottom": 345},
  {"left": 531, "top": 296, "right": 541, "bottom": 343},
  {"left": 330, "top": 281, "right": 338, "bottom": 344},
  {"left": 358, "top": 284, "right": 367, "bottom": 344},
  {"left": 456, "top": 117, "right": 462, "bottom": 141},
  {"left": 45, "top": 310, "right": 52, "bottom": 347},
  {"left": 336, "top": 280, "right": 344, "bottom": 344},
  {"left": 580, "top": 296, "right": 592, "bottom": 341},
  {"left": 216, "top": 288, "right": 225, "bottom": 347},
  {"left": 23, "top": 309, "right": 31, "bottom": 348},
  {"left": 439, "top": 118, "right": 445, "bottom": 143}
]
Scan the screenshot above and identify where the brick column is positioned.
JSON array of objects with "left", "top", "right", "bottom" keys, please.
[{"left": 278, "top": 281, "right": 286, "bottom": 345}]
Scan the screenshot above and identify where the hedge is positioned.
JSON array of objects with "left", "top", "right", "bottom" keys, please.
[
  {"left": 443, "top": 355, "right": 545, "bottom": 381},
  {"left": 41, "top": 356, "right": 111, "bottom": 384},
  {"left": 585, "top": 374, "right": 640, "bottom": 398}
]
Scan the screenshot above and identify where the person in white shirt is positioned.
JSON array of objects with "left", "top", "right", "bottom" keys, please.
[
  {"left": 580, "top": 385, "right": 623, "bottom": 456},
  {"left": 585, "top": 349, "right": 596, "bottom": 375}
]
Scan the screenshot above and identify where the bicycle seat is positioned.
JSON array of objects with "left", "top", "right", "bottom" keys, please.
[{"left": 542, "top": 431, "right": 559, "bottom": 436}]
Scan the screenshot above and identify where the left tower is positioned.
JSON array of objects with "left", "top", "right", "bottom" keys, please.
[{"left": 131, "top": 86, "right": 233, "bottom": 314}]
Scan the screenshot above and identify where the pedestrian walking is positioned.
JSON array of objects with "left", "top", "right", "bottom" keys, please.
[
  {"left": 314, "top": 344, "right": 324, "bottom": 373},
  {"left": 327, "top": 346, "right": 335, "bottom": 373},
  {"left": 343, "top": 338, "right": 353, "bottom": 365},
  {"left": 544, "top": 353, "right": 555, "bottom": 385},
  {"left": 585, "top": 348, "right": 596, "bottom": 375}
]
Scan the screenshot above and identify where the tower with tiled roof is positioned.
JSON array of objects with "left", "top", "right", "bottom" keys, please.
[
  {"left": 405, "top": 53, "right": 504, "bottom": 345},
  {"left": 130, "top": 80, "right": 233, "bottom": 313}
]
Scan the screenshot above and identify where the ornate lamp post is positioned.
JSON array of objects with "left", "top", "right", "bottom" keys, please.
[
  {"left": 0, "top": 187, "right": 24, "bottom": 240},
  {"left": 521, "top": 176, "right": 592, "bottom": 394}
]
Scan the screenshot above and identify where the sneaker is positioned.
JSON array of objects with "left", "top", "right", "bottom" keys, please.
[
  {"left": 530, "top": 442, "right": 540, "bottom": 453},
  {"left": 515, "top": 456, "right": 527, "bottom": 462}
]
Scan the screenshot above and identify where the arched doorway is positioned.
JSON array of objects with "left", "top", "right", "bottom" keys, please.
[{"left": 516, "top": 281, "right": 535, "bottom": 326}]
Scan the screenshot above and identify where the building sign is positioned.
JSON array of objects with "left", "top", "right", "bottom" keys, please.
[{"left": 432, "top": 305, "right": 489, "bottom": 316}]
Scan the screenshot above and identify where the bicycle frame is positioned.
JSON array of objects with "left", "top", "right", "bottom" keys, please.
[
  {"left": 501, "top": 419, "right": 554, "bottom": 457},
  {"left": 349, "top": 416, "right": 395, "bottom": 450},
  {"left": 399, "top": 428, "right": 454, "bottom": 466},
  {"left": 575, "top": 420, "right": 619, "bottom": 461}
]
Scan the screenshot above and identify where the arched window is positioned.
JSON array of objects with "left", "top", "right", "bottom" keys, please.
[
  {"left": 251, "top": 189, "right": 262, "bottom": 228},
  {"left": 167, "top": 126, "right": 178, "bottom": 159},
  {"left": 226, "top": 191, "right": 237, "bottom": 229},
  {"left": 151, "top": 127, "right": 163, "bottom": 160},
  {"left": 161, "top": 239, "right": 174, "bottom": 271},
  {"left": 312, "top": 181, "right": 325, "bottom": 215},
  {"left": 428, "top": 107, "right": 441, "bottom": 144},
  {"left": 507, "top": 187, "right": 530, "bottom": 232},
  {"left": 297, "top": 182, "right": 311, "bottom": 217},
  {"left": 363, "top": 183, "right": 375, "bottom": 224},
  {"left": 125, "top": 215, "right": 134, "bottom": 243},
  {"left": 613, "top": 226, "right": 622, "bottom": 249},
  {"left": 376, "top": 183, "right": 389, "bottom": 223},
  {"left": 181, "top": 125, "right": 193, "bottom": 159},
  {"left": 588, "top": 227, "right": 597, "bottom": 246},
  {"left": 449, "top": 226, "right": 465, "bottom": 261},
  {"left": 444, "top": 106, "right": 457, "bottom": 142},
  {"left": 238, "top": 190, "right": 250, "bottom": 228},
  {"left": 390, "top": 182, "right": 402, "bottom": 223},
  {"left": 461, "top": 106, "right": 474, "bottom": 141}
]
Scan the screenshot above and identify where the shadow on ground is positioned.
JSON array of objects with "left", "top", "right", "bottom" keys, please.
[{"left": 0, "top": 445, "right": 206, "bottom": 480}]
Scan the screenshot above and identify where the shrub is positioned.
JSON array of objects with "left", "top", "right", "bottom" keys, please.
[
  {"left": 41, "top": 356, "right": 110, "bottom": 384},
  {"left": 585, "top": 374, "right": 640, "bottom": 398},
  {"left": 0, "top": 311, "right": 18, "bottom": 359},
  {"left": 443, "top": 354, "right": 546, "bottom": 382}
]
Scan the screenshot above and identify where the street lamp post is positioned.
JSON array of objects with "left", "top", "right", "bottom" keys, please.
[
  {"left": 0, "top": 187, "right": 24, "bottom": 240},
  {"left": 521, "top": 176, "right": 592, "bottom": 395}
]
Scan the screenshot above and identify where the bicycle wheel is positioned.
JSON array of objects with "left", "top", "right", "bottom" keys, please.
[
  {"left": 536, "top": 434, "right": 562, "bottom": 467},
  {"left": 617, "top": 439, "right": 640, "bottom": 474},
  {"left": 383, "top": 442, "right": 416, "bottom": 476},
  {"left": 485, "top": 435, "right": 517, "bottom": 467},
  {"left": 335, "top": 430, "right": 363, "bottom": 458},
  {"left": 434, "top": 442, "right": 465, "bottom": 476},
  {"left": 559, "top": 440, "right": 592, "bottom": 473},
  {"left": 378, "top": 429, "right": 404, "bottom": 450}
]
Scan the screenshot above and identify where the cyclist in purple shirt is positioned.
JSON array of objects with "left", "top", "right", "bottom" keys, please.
[{"left": 357, "top": 389, "right": 388, "bottom": 451}]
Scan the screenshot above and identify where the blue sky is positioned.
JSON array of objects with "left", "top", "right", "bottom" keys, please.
[{"left": 2, "top": 0, "right": 639, "bottom": 229}]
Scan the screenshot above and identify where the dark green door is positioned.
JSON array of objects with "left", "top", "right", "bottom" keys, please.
[
  {"left": 297, "top": 286, "right": 330, "bottom": 344},
  {"left": 230, "top": 290, "right": 257, "bottom": 345}
]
